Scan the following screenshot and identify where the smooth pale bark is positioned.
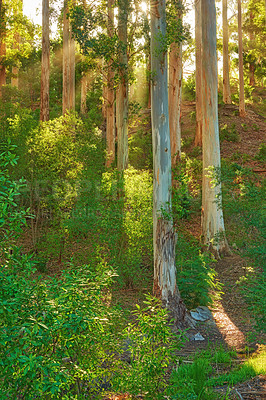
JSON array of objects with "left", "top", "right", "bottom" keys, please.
[
  {"left": 106, "top": 0, "right": 115, "bottom": 168},
  {"left": 117, "top": 0, "right": 128, "bottom": 171},
  {"left": 40, "top": 0, "right": 50, "bottom": 121},
  {"left": 151, "top": 0, "right": 186, "bottom": 326},
  {"left": 63, "top": 0, "right": 70, "bottom": 113},
  {"left": 195, "top": 0, "right": 202, "bottom": 146},
  {"left": 169, "top": 41, "right": 182, "bottom": 166},
  {"left": 201, "top": 0, "right": 230, "bottom": 258},
  {"left": 238, "top": 0, "right": 246, "bottom": 117},
  {"left": 222, "top": 0, "right": 231, "bottom": 104}
]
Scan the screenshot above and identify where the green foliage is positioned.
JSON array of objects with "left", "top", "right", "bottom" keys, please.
[
  {"left": 169, "top": 358, "right": 214, "bottom": 400},
  {"left": 221, "top": 160, "right": 266, "bottom": 333},
  {"left": 182, "top": 74, "right": 196, "bottom": 101},
  {"left": 0, "top": 142, "right": 31, "bottom": 245},
  {"left": 115, "top": 295, "right": 185, "bottom": 399},
  {"left": 0, "top": 259, "right": 122, "bottom": 399},
  {"left": 176, "top": 235, "right": 220, "bottom": 308},
  {"left": 255, "top": 143, "right": 266, "bottom": 162},
  {"left": 168, "top": 346, "right": 264, "bottom": 400},
  {"left": 220, "top": 123, "right": 240, "bottom": 142},
  {"left": 68, "top": 167, "right": 153, "bottom": 288}
]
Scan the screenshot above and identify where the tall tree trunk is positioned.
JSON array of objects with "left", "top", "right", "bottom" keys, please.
[
  {"left": 195, "top": 0, "right": 202, "bottom": 146},
  {"left": 249, "top": 12, "right": 255, "bottom": 87},
  {"left": 222, "top": 0, "right": 231, "bottom": 104},
  {"left": 63, "top": 0, "right": 75, "bottom": 113},
  {"left": 151, "top": 0, "right": 186, "bottom": 326},
  {"left": 106, "top": 0, "right": 115, "bottom": 168},
  {"left": 0, "top": 0, "right": 6, "bottom": 98},
  {"left": 40, "top": 0, "right": 50, "bottom": 121},
  {"left": 169, "top": 41, "right": 182, "bottom": 167},
  {"left": 63, "top": 0, "right": 70, "bottom": 114},
  {"left": 117, "top": 0, "right": 128, "bottom": 171},
  {"left": 69, "top": 19, "right": 75, "bottom": 111},
  {"left": 201, "top": 0, "right": 230, "bottom": 258},
  {"left": 238, "top": 0, "right": 246, "bottom": 117}
]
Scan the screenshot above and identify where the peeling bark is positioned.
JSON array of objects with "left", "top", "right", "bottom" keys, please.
[
  {"left": 201, "top": 0, "right": 231, "bottom": 258},
  {"left": 151, "top": 0, "right": 187, "bottom": 327}
]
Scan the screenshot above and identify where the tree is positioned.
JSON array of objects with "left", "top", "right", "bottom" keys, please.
[
  {"left": 238, "top": 0, "right": 246, "bottom": 117},
  {"left": 106, "top": 0, "right": 115, "bottom": 168},
  {"left": 63, "top": 0, "right": 75, "bottom": 114},
  {"left": 150, "top": 0, "right": 186, "bottom": 326},
  {"left": 195, "top": 0, "right": 202, "bottom": 146},
  {"left": 168, "top": 1, "right": 183, "bottom": 166},
  {"left": 222, "top": 0, "right": 231, "bottom": 104},
  {"left": 40, "top": 0, "right": 50, "bottom": 121},
  {"left": 201, "top": 0, "right": 230, "bottom": 258},
  {"left": 0, "top": 0, "right": 6, "bottom": 97},
  {"left": 117, "top": 0, "right": 129, "bottom": 171}
]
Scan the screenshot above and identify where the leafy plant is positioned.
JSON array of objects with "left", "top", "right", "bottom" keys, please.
[
  {"left": 220, "top": 123, "right": 240, "bottom": 142},
  {"left": 115, "top": 295, "right": 185, "bottom": 399}
]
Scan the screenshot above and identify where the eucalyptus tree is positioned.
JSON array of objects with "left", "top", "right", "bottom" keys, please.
[
  {"left": 63, "top": 0, "right": 75, "bottom": 114},
  {"left": 106, "top": 0, "right": 115, "bottom": 167},
  {"left": 201, "top": 0, "right": 230, "bottom": 258},
  {"left": 40, "top": 0, "right": 50, "bottom": 121},
  {"left": 238, "top": 0, "right": 246, "bottom": 117},
  {"left": 194, "top": 0, "right": 202, "bottom": 146},
  {"left": 222, "top": 0, "right": 231, "bottom": 104},
  {"left": 117, "top": 0, "right": 129, "bottom": 171},
  {"left": 10, "top": 0, "right": 23, "bottom": 88},
  {"left": 168, "top": 0, "right": 183, "bottom": 166},
  {"left": 150, "top": 0, "right": 186, "bottom": 325}
]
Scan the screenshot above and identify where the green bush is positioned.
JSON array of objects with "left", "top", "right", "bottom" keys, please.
[
  {"left": 0, "top": 142, "right": 31, "bottom": 246},
  {"left": 115, "top": 295, "right": 185, "bottom": 399},
  {"left": 220, "top": 123, "right": 240, "bottom": 142}
]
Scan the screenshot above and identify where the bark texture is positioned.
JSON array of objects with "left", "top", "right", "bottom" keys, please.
[
  {"left": 238, "top": 0, "right": 246, "bottom": 117},
  {"left": 169, "top": 41, "right": 182, "bottom": 166},
  {"left": 117, "top": 0, "right": 128, "bottom": 171},
  {"left": 222, "top": 0, "right": 231, "bottom": 104},
  {"left": 63, "top": 0, "right": 75, "bottom": 114},
  {"left": 151, "top": 0, "right": 186, "bottom": 326},
  {"left": 40, "top": 0, "right": 50, "bottom": 121},
  {"left": 106, "top": 0, "right": 115, "bottom": 168},
  {"left": 201, "top": 0, "right": 230, "bottom": 258},
  {"left": 195, "top": 0, "right": 202, "bottom": 146}
]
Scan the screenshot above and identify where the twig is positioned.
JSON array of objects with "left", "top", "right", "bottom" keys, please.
[{"left": 234, "top": 388, "right": 244, "bottom": 400}]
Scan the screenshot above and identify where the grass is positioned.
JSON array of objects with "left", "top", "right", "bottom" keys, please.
[{"left": 168, "top": 345, "right": 266, "bottom": 399}]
